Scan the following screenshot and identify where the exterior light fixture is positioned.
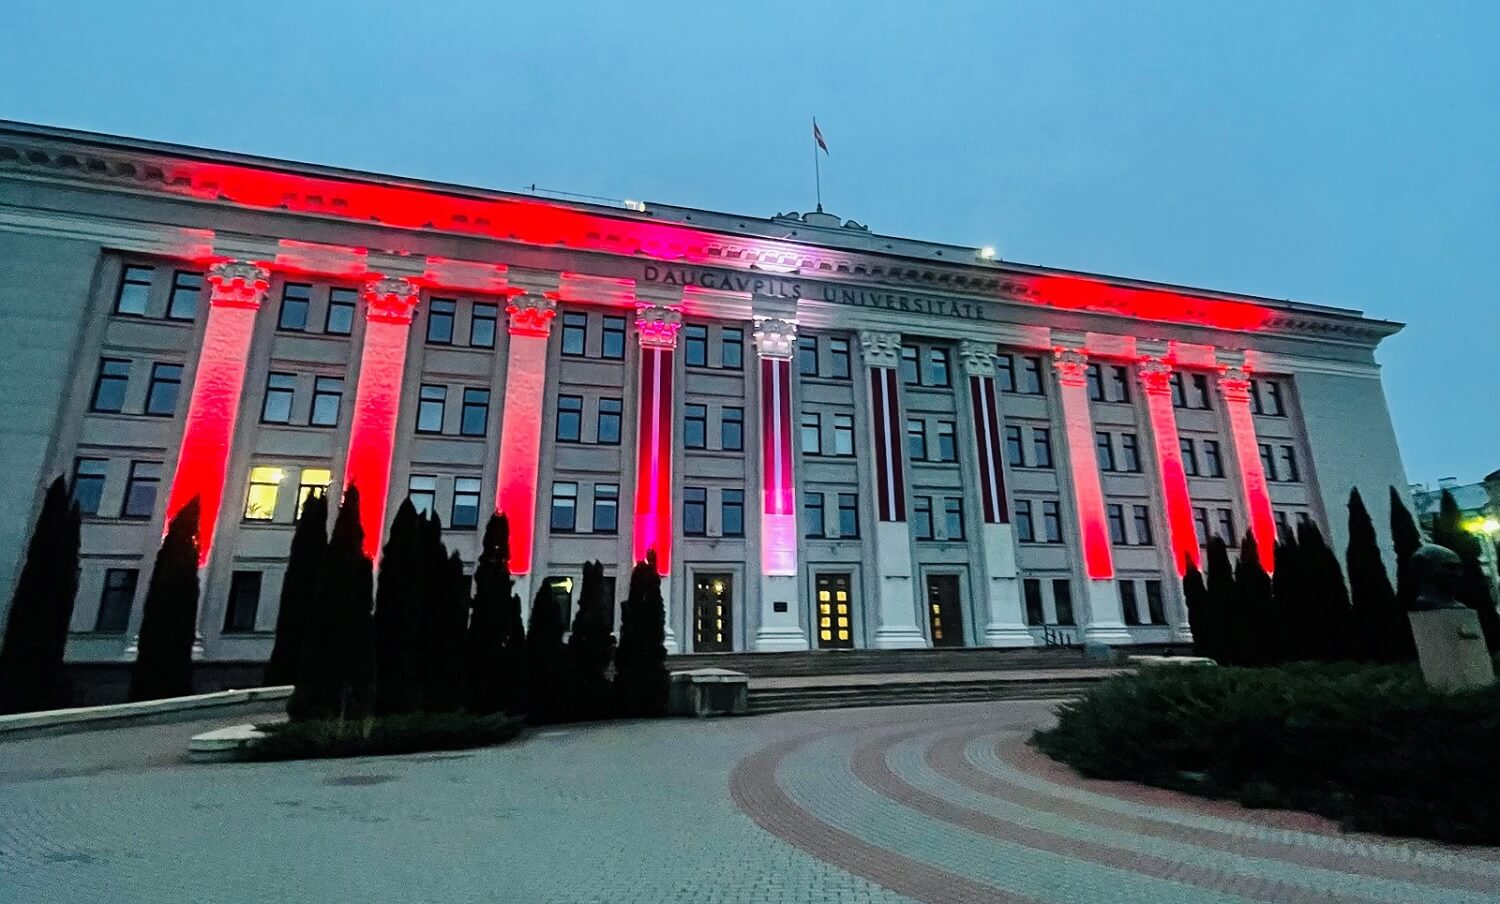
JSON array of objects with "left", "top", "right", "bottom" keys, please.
[{"left": 978, "top": 246, "right": 996, "bottom": 260}]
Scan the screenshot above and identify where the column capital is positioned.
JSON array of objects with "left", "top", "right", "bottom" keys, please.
[
  {"left": 1136, "top": 357, "right": 1174, "bottom": 394},
  {"left": 858, "top": 330, "right": 902, "bottom": 368},
  {"left": 206, "top": 261, "right": 270, "bottom": 309},
  {"left": 958, "top": 340, "right": 997, "bottom": 377},
  {"left": 752, "top": 316, "right": 797, "bottom": 359},
  {"left": 1219, "top": 366, "right": 1252, "bottom": 401},
  {"left": 505, "top": 293, "right": 558, "bottom": 337},
  {"left": 361, "top": 276, "right": 421, "bottom": 324},
  {"left": 635, "top": 301, "right": 683, "bottom": 349},
  {"left": 1052, "top": 347, "right": 1089, "bottom": 384}
]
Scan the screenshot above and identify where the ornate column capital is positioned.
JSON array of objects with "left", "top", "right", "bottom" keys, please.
[
  {"left": 635, "top": 302, "right": 683, "bottom": 350},
  {"left": 858, "top": 330, "right": 903, "bottom": 368},
  {"left": 752, "top": 317, "right": 797, "bottom": 359},
  {"left": 361, "top": 276, "right": 421, "bottom": 324},
  {"left": 1052, "top": 347, "right": 1089, "bottom": 385},
  {"left": 1136, "top": 357, "right": 1174, "bottom": 394},
  {"left": 1218, "top": 366, "right": 1252, "bottom": 402},
  {"left": 505, "top": 293, "right": 558, "bottom": 337},
  {"left": 958, "top": 340, "right": 997, "bottom": 378},
  {"left": 206, "top": 261, "right": 270, "bottom": 309}
]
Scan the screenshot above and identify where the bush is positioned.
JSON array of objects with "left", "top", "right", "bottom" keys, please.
[
  {"left": 249, "top": 711, "right": 524, "bottom": 761},
  {"left": 0, "top": 476, "right": 81, "bottom": 714},
  {"left": 1033, "top": 663, "right": 1500, "bottom": 844}
]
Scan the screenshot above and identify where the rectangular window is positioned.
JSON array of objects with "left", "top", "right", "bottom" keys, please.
[
  {"left": 470, "top": 302, "right": 497, "bottom": 348},
  {"left": 451, "top": 476, "right": 481, "bottom": 529},
  {"left": 1280, "top": 446, "right": 1301, "bottom": 482},
  {"left": 1085, "top": 364, "right": 1106, "bottom": 401},
  {"left": 408, "top": 475, "right": 437, "bottom": 516},
  {"left": 798, "top": 336, "right": 819, "bottom": 376},
  {"left": 166, "top": 270, "right": 202, "bottom": 321},
  {"left": 597, "top": 398, "right": 622, "bottom": 445},
  {"left": 601, "top": 315, "right": 626, "bottom": 360},
  {"left": 1032, "top": 427, "right": 1053, "bottom": 469},
  {"left": 684, "top": 324, "right": 708, "bottom": 367},
  {"left": 832, "top": 413, "right": 854, "bottom": 456},
  {"left": 927, "top": 348, "right": 951, "bottom": 387},
  {"left": 722, "top": 489, "right": 745, "bottom": 537},
  {"left": 1096, "top": 431, "right": 1116, "bottom": 472},
  {"left": 1005, "top": 425, "right": 1025, "bottom": 467},
  {"left": 1120, "top": 581, "right": 1141, "bottom": 626},
  {"left": 721, "top": 327, "right": 744, "bottom": 369},
  {"left": 593, "top": 484, "right": 619, "bottom": 534},
  {"left": 1145, "top": 580, "right": 1167, "bottom": 625},
  {"left": 223, "top": 571, "right": 262, "bottom": 633},
  {"left": 683, "top": 403, "right": 707, "bottom": 449},
  {"left": 1132, "top": 505, "right": 1154, "bottom": 545},
  {"left": 683, "top": 486, "right": 707, "bottom": 536},
  {"left": 1250, "top": 379, "right": 1265, "bottom": 415},
  {"left": 1218, "top": 508, "right": 1237, "bottom": 545},
  {"left": 1265, "top": 380, "right": 1286, "bottom": 416},
  {"left": 1108, "top": 365, "right": 1131, "bottom": 403},
  {"left": 308, "top": 377, "right": 342, "bottom": 427},
  {"left": 550, "top": 481, "right": 578, "bottom": 532},
  {"left": 460, "top": 388, "right": 489, "bottom": 437},
  {"left": 416, "top": 384, "right": 446, "bottom": 433},
  {"left": 1120, "top": 433, "right": 1141, "bottom": 473},
  {"left": 837, "top": 492, "right": 859, "bottom": 538},
  {"left": 145, "top": 363, "right": 182, "bottom": 416},
  {"left": 996, "top": 353, "right": 1016, "bottom": 393},
  {"left": 1015, "top": 499, "right": 1035, "bottom": 542},
  {"left": 120, "top": 460, "right": 161, "bottom": 519},
  {"left": 297, "top": 468, "right": 331, "bottom": 519},
  {"left": 278, "top": 284, "right": 311, "bottom": 331},
  {"left": 561, "top": 312, "right": 588, "bottom": 356},
  {"left": 1191, "top": 374, "right": 1213, "bottom": 410},
  {"left": 899, "top": 346, "right": 920, "bottom": 385},
  {"left": 115, "top": 265, "right": 153, "bottom": 316},
  {"left": 1202, "top": 440, "right": 1224, "bottom": 478},
  {"left": 71, "top": 457, "right": 108, "bottom": 516},
  {"left": 426, "top": 298, "right": 456, "bottom": 344},
  {"left": 912, "top": 496, "right": 934, "bottom": 540},
  {"left": 1194, "top": 507, "right": 1211, "bottom": 545},
  {"left": 934, "top": 421, "right": 957, "bottom": 462},
  {"left": 829, "top": 338, "right": 851, "bottom": 378},
  {"left": 555, "top": 394, "right": 582, "bottom": 443},
  {"left": 804, "top": 492, "right": 826, "bottom": 538},
  {"left": 261, "top": 372, "right": 295, "bottom": 424},
  {"left": 906, "top": 418, "right": 927, "bottom": 460},
  {"left": 1170, "top": 372, "right": 1189, "bottom": 408},
  {"left": 1053, "top": 579, "right": 1076, "bottom": 626},
  {"left": 800, "top": 412, "right": 822, "bottom": 454},
  {"left": 91, "top": 358, "right": 130, "bottom": 413},
  {"left": 244, "top": 466, "right": 283, "bottom": 520},
  {"left": 1107, "top": 503, "right": 1127, "bottom": 544},
  {"left": 1260, "top": 443, "right": 1279, "bottom": 482},
  {"left": 1023, "top": 578, "right": 1045, "bottom": 625},
  {"left": 943, "top": 497, "right": 965, "bottom": 540},
  {"left": 1180, "top": 438, "right": 1199, "bottom": 476},
  {"left": 1042, "top": 500, "right": 1062, "bottom": 543},
  {"left": 326, "top": 288, "right": 357, "bottom": 335},
  {"left": 1020, "top": 356, "right": 1044, "bottom": 395},
  {"left": 96, "top": 568, "right": 138, "bottom": 633},
  {"left": 721, "top": 406, "right": 744, "bottom": 452}
]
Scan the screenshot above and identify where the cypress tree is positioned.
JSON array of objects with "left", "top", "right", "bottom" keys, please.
[
  {"left": 1346, "top": 488, "right": 1415, "bottom": 662},
  {"left": 129, "top": 499, "right": 201, "bottom": 702},
  {"left": 1389, "top": 486, "right": 1423, "bottom": 611},
  {"left": 1296, "top": 521, "right": 1355, "bottom": 661},
  {"left": 1181, "top": 555, "right": 1210, "bottom": 658},
  {"left": 525, "top": 580, "right": 567, "bottom": 723},
  {"left": 422, "top": 548, "right": 470, "bottom": 712},
  {"left": 613, "top": 553, "right": 668, "bottom": 718},
  {"left": 265, "top": 490, "right": 328, "bottom": 687},
  {"left": 289, "top": 486, "right": 375, "bottom": 723},
  {"left": 374, "top": 500, "right": 424, "bottom": 715},
  {"left": 1429, "top": 489, "right": 1500, "bottom": 652},
  {"left": 1234, "top": 531, "right": 1277, "bottom": 666},
  {"left": 1203, "top": 537, "right": 1236, "bottom": 665},
  {"left": 0, "top": 477, "right": 82, "bottom": 714},
  {"left": 567, "top": 560, "right": 616, "bottom": 721},
  {"left": 1272, "top": 535, "right": 1307, "bottom": 661},
  {"left": 467, "top": 513, "right": 520, "bottom": 714}
]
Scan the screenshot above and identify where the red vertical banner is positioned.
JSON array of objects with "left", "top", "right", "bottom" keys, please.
[
  {"left": 968, "top": 374, "right": 1010, "bottom": 524},
  {"left": 631, "top": 303, "right": 681, "bottom": 574},
  {"left": 755, "top": 317, "right": 798, "bottom": 576}
]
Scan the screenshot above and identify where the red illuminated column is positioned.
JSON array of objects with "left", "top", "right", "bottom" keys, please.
[
  {"left": 495, "top": 293, "right": 557, "bottom": 597},
  {"left": 343, "top": 276, "right": 420, "bottom": 560},
  {"left": 751, "top": 316, "right": 807, "bottom": 651},
  {"left": 630, "top": 299, "right": 682, "bottom": 653},
  {"left": 859, "top": 330, "right": 925, "bottom": 649},
  {"left": 1219, "top": 366, "right": 1277, "bottom": 572},
  {"left": 1138, "top": 358, "right": 1201, "bottom": 575},
  {"left": 1052, "top": 348, "right": 1130, "bottom": 643},
  {"left": 165, "top": 260, "right": 270, "bottom": 563},
  {"left": 959, "top": 341, "right": 1031, "bottom": 647}
]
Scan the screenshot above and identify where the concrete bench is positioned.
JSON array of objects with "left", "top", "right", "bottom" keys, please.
[{"left": 668, "top": 668, "right": 749, "bottom": 717}]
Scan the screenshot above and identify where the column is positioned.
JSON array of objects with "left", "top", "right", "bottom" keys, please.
[
  {"left": 1052, "top": 347, "right": 1130, "bottom": 643},
  {"left": 495, "top": 293, "right": 557, "bottom": 601},
  {"left": 1137, "top": 358, "right": 1200, "bottom": 575},
  {"left": 632, "top": 299, "right": 682, "bottom": 651},
  {"left": 959, "top": 341, "right": 1031, "bottom": 646},
  {"left": 164, "top": 260, "right": 270, "bottom": 563},
  {"left": 343, "top": 276, "right": 420, "bottom": 560},
  {"left": 1219, "top": 366, "right": 1277, "bottom": 571},
  {"left": 859, "top": 330, "right": 925, "bottom": 648},
  {"left": 752, "top": 316, "right": 807, "bottom": 651}
]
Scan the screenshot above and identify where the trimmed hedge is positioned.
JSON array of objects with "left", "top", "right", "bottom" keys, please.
[
  {"left": 249, "top": 711, "right": 524, "bottom": 762},
  {"left": 1032, "top": 662, "right": 1500, "bottom": 844}
]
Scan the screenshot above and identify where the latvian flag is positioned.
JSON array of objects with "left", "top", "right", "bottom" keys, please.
[{"left": 814, "top": 120, "right": 829, "bottom": 154}]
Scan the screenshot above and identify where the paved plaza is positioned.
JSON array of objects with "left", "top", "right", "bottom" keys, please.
[{"left": 3, "top": 700, "right": 1498, "bottom": 904}]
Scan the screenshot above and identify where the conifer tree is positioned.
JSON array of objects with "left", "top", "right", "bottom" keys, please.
[
  {"left": 1389, "top": 486, "right": 1424, "bottom": 611},
  {"left": 289, "top": 486, "right": 375, "bottom": 722},
  {"left": 1203, "top": 537, "right": 1237, "bottom": 664},
  {"left": 614, "top": 552, "right": 668, "bottom": 717},
  {"left": 0, "top": 477, "right": 81, "bottom": 714},
  {"left": 1233, "top": 532, "right": 1277, "bottom": 666},
  {"left": 265, "top": 490, "right": 328, "bottom": 687},
  {"left": 1346, "top": 488, "right": 1415, "bottom": 662},
  {"left": 1297, "top": 521, "right": 1355, "bottom": 661},
  {"left": 567, "top": 560, "right": 616, "bottom": 721},
  {"left": 467, "top": 513, "right": 521, "bottom": 714},
  {"left": 374, "top": 500, "right": 424, "bottom": 715},
  {"left": 1272, "top": 534, "right": 1306, "bottom": 661},
  {"left": 422, "top": 548, "right": 470, "bottom": 712},
  {"left": 1429, "top": 489, "right": 1500, "bottom": 652},
  {"left": 1181, "top": 555, "right": 1210, "bottom": 658},
  {"left": 525, "top": 580, "right": 567, "bottom": 723},
  {"left": 129, "top": 500, "right": 201, "bottom": 702}
]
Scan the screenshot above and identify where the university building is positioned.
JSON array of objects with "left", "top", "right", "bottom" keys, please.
[{"left": 0, "top": 121, "right": 1410, "bottom": 673}]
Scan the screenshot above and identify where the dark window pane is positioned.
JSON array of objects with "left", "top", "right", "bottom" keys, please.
[
  {"left": 593, "top": 484, "right": 619, "bottom": 534},
  {"left": 223, "top": 571, "right": 262, "bottom": 633},
  {"left": 115, "top": 266, "right": 153, "bottom": 316},
  {"left": 470, "top": 303, "right": 497, "bottom": 347},
  {"left": 417, "top": 384, "right": 447, "bottom": 433},
  {"left": 837, "top": 493, "right": 859, "bottom": 538},
  {"left": 121, "top": 461, "right": 162, "bottom": 519},
  {"left": 721, "top": 328, "right": 743, "bottom": 369},
  {"left": 804, "top": 493, "right": 826, "bottom": 538},
  {"left": 684, "top": 325, "right": 708, "bottom": 367},
  {"left": 427, "top": 298, "right": 456, "bottom": 344},
  {"left": 262, "top": 372, "right": 295, "bottom": 424},
  {"left": 683, "top": 404, "right": 707, "bottom": 449},
  {"left": 798, "top": 337, "right": 819, "bottom": 376},
  {"left": 561, "top": 312, "right": 587, "bottom": 356},
  {"left": 597, "top": 398, "right": 622, "bottom": 444},
  {"left": 899, "top": 347, "right": 919, "bottom": 385},
  {"left": 722, "top": 489, "right": 744, "bottom": 537},
  {"left": 721, "top": 407, "right": 744, "bottom": 451},
  {"left": 96, "top": 568, "right": 138, "bottom": 632},
  {"left": 556, "top": 395, "right": 582, "bottom": 442},
  {"left": 1145, "top": 580, "right": 1167, "bottom": 625},
  {"left": 550, "top": 482, "right": 578, "bottom": 532},
  {"left": 601, "top": 315, "right": 626, "bottom": 360},
  {"left": 460, "top": 388, "right": 489, "bottom": 437},
  {"left": 279, "top": 284, "right": 311, "bottom": 331},
  {"left": 166, "top": 271, "right": 203, "bottom": 320},
  {"left": 310, "top": 377, "right": 343, "bottom": 427},
  {"left": 1023, "top": 578, "right": 1045, "bottom": 625},
  {"left": 829, "top": 339, "right": 851, "bottom": 378},
  {"left": 1032, "top": 428, "right": 1053, "bottom": 469},
  {"left": 408, "top": 475, "right": 437, "bottom": 517},
  {"left": 91, "top": 358, "right": 130, "bottom": 413},
  {"left": 1120, "top": 581, "right": 1141, "bottom": 626},
  {"left": 326, "top": 288, "right": 357, "bottom": 335},
  {"left": 683, "top": 487, "right": 707, "bottom": 536},
  {"left": 452, "top": 477, "right": 481, "bottom": 529},
  {"left": 1053, "top": 579, "right": 1076, "bottom": 625},
  {"left": 71, "top": 457, "right": 108, "bottom": 515},
  {"left": 145, "top": 363, "right": 182, "bottom": 416}
]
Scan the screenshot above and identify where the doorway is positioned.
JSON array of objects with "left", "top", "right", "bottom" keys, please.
[
  {"left": 693, "top": 572, "right": 734, "bottom": 652},
  {"left": 815, "top": 572, "right": 854, "bottom": 649},
  {"left": 925, "top": 573, "right": 965, "bottom": 647}
]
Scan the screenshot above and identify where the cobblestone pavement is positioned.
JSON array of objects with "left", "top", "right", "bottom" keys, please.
[{"left": 3, "top": 701, "right": 1497, "bottom": 904}]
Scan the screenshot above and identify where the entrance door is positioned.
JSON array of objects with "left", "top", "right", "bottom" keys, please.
[
  {"left": 925, "top": 573, "right": 965, "bottom": 647},
  {"left": 693, "top": 573, "right": 733, "bottom": 652},
  {"left": 815, "top": 573, "right": 854, "bottom": 649}
]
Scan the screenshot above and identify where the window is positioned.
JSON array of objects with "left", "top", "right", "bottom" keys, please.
[
  {"left": 244, "top": 466, "right": 283, "bottom": 520},
  {"left": 1190, "top": 374, "right": 1212, "bottom": 410},
  {"left": 1042, "top": 500, "right": 1062, "bottom": 543},
  {"left": 683, "top": 404, "right": 707, "bottom": 449},
  {"left": 417, "top": 385, "right": 446, "bottom": 433},
  {"left": 555, "top": 395, "right": 582, "bottom": 442},
  {"left": 326, "top": 288, "right": 357, "bottom": 335},
  {"left": 90, "top": 358, "right": 130, "bottom": 413},
  {"left": 223, "top": 571, "right": 262, "bottom": 633},
  {"left": 800, "top": 412, "right": 822, "bottom": 454},
  {"left": 798, "top": 336, "right": 819, "bottom": 376},
  {"left": 1023, "top": 578, "right": 1045, "bottom": 625},
  {"left": 121, "top": 460, "right": 161, "bottom": 519},
  {"left": 804, "top": 493, "right": 826, "bottom": 538},
  {"left": 115, "top": 265, "right": 153, "bottom": 315},
  {"left": 683, "top": 487, "right": 707, "bottom": 536},
  {"left": 722, "top": 489, "right": 745, "bottom": 537},
  {"left": 1170, "top": 373, "right": 1189, "bottom": 408},
  {"left": 934, "top": 421, "right": 957, "bottom": 462},
  {"left": 409, "top": 475, "right": 437, "bottom": 516},
  {"left": 1280, "top": 446, "right": 1301, "bottom": 482},
  {"left": 1200, "top": 440, "right": 1224, "bottom": 476},
  {"left": 278, "top": 284, "right": 311, "bottom": 331},
  {"left": 996, "top": 354, "right": 1017, "bottom": 393},
  {"left": 166, "top": 270, "right": 202, "bottom": 320},
  {"left": 1020, "top": 356, "right": 1044, "bottom": 395},
  {"left": 96, "top": 568, "right": 138, "bottom": 633},
  {"left": 593, "top": 484, "right": 619, "bottom": 534},
  {"left": 829, "top": 338, "right": 851, "bottom": 378},
  {"left": 1085, "top": 364, "right": 1106, "bottom": 401},
  {"left": 1132, "top": 505, "right": 1154, "bottom": 545},
  {"left": 1107, "top": 365, "right": 1131, "bottom": 403},
  {"left": 1194, "top": 507, "right": 1211, "bottom": 545},
  {"left": 927, "top": 348, "right": 951, "bottom": 387},
  {"left": 1053, "top": 579, "right": 1076, "bottom": 625},
  {"left": 1259, "top": 443, "right": 1279, "bottom": 482},
  {"left": 943, "top": 498, "right": 965, "bottom": 540},
  {"left": 448, "top": 477, "right": 481, "bottom": 529},
  {"left": 906, "top": 418, "right": 927, "bottom": 460},
  {"left": 684, "top": 324, "right": 708, "bottom": 367},
  {"left": 912, "top": 497, "right": 934, "bottom": 540},
  {"left": 426, "top": 298, "right": 456, "bottom": 344},
  {"left": 1120, "top": 433, "right": 1142, "bottom": 473},
  {"left": 144, "top": 363, "right": 182, "bottom": 416},
  {"left": 1218, "top": 508, "right": 1236, "bottom": 545},
  {"left": 721, "top": 328, "right": 743, "bottom": 369},
  {"left": 1005, "top": 425, "right": 1025, "bottom": 466},
  {"left": 1096, "top": 431, "right": 1116, "bottom": 472},
  {"left": 297, "top": 468, "right": 331, "bottom": 518},
  {"left": 1107, "top": 503, "right": 1127, "bottom": 544},
  {"left": 261, "top": 373, "right": 295, "bottom": 424},
  {"left": 470, "top": 302, "right": 497, "bottom": 348},
  {"left": 1032, "top": 427, "right": 1054, "bottom": 469},
  {"left": 1120, "top": 581, "right": 1141, "bottom": 626},
  {"left": 1015, "top": 499, "right": 1035, "bottom": 542},
  {"left": 721, "top": 406, "right": 744, "bottom": 452},
  {"left": 550, "top": 482, "right": 578, "bottom": 532},
  {"left": 1264, "top": 380, "right": 1286, "bottom": 416},
  {"left": 1180, "top": 438, "right": 1199, "bottom": 476},
  {"left": 837, "top": 493, "right": 859, "bottom": 538},
  {"left": 597, "top": 398, "right": 622, "bottom": 445},
  {"left": 899, "top": 346, "right": 920, "bottom": 385},
  {"left": 460, "top": 388, "right": 489, "bottom": 437},
  {"left": 307, "top": 376, "right": 342, "bottom": 427},
  {"left": 832, "top": 413, "right": 854, "bottom": 455},
  {"left": 561, "top": 312, "right": 588, "bottom": 356},
  {"left": 1145, "top": 580, "right": 1167, "bottom": 625},
  {"left": 601, "top": 315, "right": 626, "bottom": 360},
  {"left": 71, "top": 457, "right": 107, "bottom": 515}
]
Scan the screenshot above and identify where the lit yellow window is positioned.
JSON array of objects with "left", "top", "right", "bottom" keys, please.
[
  {"left": 244, "top": 466, "right": 285, "bottom": 520},
  {"left": 297, "top": 468, "right": 332, "bottom": 518},
  {"left": 818, "top": 590, "right": 830, "bottom": 602},
  {"left": 820, "top": 616, "right": 831, "bottom": 628},
  {"left": 838, "top": 629, "right": 849, "bottom": 641},
  {"left": 836, "top": 591, "right": 847, "bottom": 602},
  {"left": 820, "top": 630, "right": 832, "bottom": 641},
  {"left": 819, "top": 603, "right": 830, "bottom": 615}
]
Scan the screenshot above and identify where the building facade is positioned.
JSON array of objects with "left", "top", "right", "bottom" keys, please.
[{"left": 0, "top": 121, "right": 1410, "bottom": 667}]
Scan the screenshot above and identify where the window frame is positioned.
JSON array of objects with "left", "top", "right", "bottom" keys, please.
[
  {"left": 1032, "top": 427, "right": 1054, "bottom": 469},
  {"left": 683, "top": 324, "right": 709, "bottom": 368},
  {"left": 408, "top": 474, "right": 438, "bottom": 517},
  {"left": 120, "top": 460, "right": 162, "bottom": 520},
  {"left": 469, "top": 302, "right": 498, "bottom": 348},
  {"left": 721, "top": 327, "right": 744, "bottom": 369},
  {"left": 555, "top": 394, "right": 583, "bottom": 443},
  {"left": 683, "top": 403, "right": 708, "bottom": 450},
  {"left": 451, "top": 476, "right": 482, "bottom": 529},
  {"left": 934, "top": 421, "right": 958, "bottom": 463},
  {"left": 720, "top": 406, "right": 744, "bottom": 452},
  {"left": 942, "top": 497, "right": 965, "bottom": 541},
  {"left": 416, "top": 384, "right": 447, "bottom": 434},
  {"left": 828, "top": 338, "right": 851, "bottom": 379},
  {"left": 912, "top": 496, "right": 934, "bottom": 540},
  {"left": 325, "top": 287, "right": 357, "bottom": 336},
  {"left": 90, "top": 357, "right": 130, "bottom": 413},
  {"left": 243, "top": 466, "right": 283, "bottom": 521},
  {"left": 560, "top": 311, "right": 588, "bottom": 356},
  {"left": 682, "top": 486, "right": 708, "bottom": 536},
  {"left": 601, "top": 315, "right": 627, "bottom": 360},
  {"left": 222, "top": 570, "right": 263, "bottom": 633},
  {"left": 804, "top": 492, "right": 826, "bottom": 538},
  {"left": 592, "top": 483, "right": 620, "bottom": 534},
  {"left": 837, "top": 492, "right": 859, "bottom": 538},
  {"left": 596, "top": 397, "right": 623, "bottom": 445},
  {"left": 549, "top": 481, "right": 579, "bottom": 533},
  {"left": 721, "top": 488, "right": 745, "bottom": 537},
  {"left": 460, "top": 387, "right": 490, "bottom": 437},
  {"left": 310, "top": 376, "right": 343, "bottom": 427},
  {"left": 166, "top": 270, "right": 203, "bottom": 321},
  {"left": 277, "top": 283, "right": 312, "bottom": 332},
  {"left": 144, "top": 362, "right": 183, "bottom": 417},
  {"left": 114, "top": 265, "right": 154, "bottom": 316},
  {"left": 71, "top": 457, "right": 108, "bottom": 516},
  {"left": 1041, "top": 500, "right": 1062, "bottom": 543},
  {"left": 260, "top": 372, "right": 296, "bottom": 424},
  {"left": 95, "top": 568, "right": 138, "bottom": 633},
  {"left": 906, "top": 418, "right": 927, "bottom": 461},
  {"left": 800, "top": 412, "right": 822, "bottom": 455}
]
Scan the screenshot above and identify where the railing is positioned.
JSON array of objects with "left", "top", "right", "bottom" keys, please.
[{"left": 1041, "top": 626, "right": 1078, "bottom": 648}]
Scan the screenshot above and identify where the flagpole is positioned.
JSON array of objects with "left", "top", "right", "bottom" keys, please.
[{"left": 813, "top": 117, "right": 823, "bottom": 212}]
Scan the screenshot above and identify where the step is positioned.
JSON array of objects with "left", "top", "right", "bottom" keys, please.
[
  {"left": 668, "top": 646, "right": 1144, "bottom": 678},
  {"left": 742, "top": 667, "right": 1112, "bottom": 715},
  {"left": 747, "top": 681, "right": 1099, "bottom": 715}
]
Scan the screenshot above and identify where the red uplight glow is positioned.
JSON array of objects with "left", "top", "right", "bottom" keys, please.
[
  {"left": 760, "top": 356, "right": 797, "bottom": 575},
  {"left": 1221, "top": 373, "right": 1278, "bottom": 572},
  {"left": 1139, "top": 364, "right": 1200, "bottom": 574},
  {"left": 495, "top": 331, "right": 550, "bottom": 574},
  {"left": 1027, "top": 275, "right": 1277, "bottom": 334},
  {"left": 633, "top": 345, "right": 676, "bottom": 574},
  {"left": 1054, "top": 352, "right": 1115, "bottom": 580}
]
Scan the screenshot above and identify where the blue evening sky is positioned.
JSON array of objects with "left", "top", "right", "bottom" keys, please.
[{"left": 3, "top": 1, "right": 1495, "bottom": 484}]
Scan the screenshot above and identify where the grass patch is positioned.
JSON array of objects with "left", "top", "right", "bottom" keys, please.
[
  {"left": 1032, "top": 662, "right": 1500, "bottom": 845},
  {"left": 248, "top": 711, "right": 524, "bottom": 762}
]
